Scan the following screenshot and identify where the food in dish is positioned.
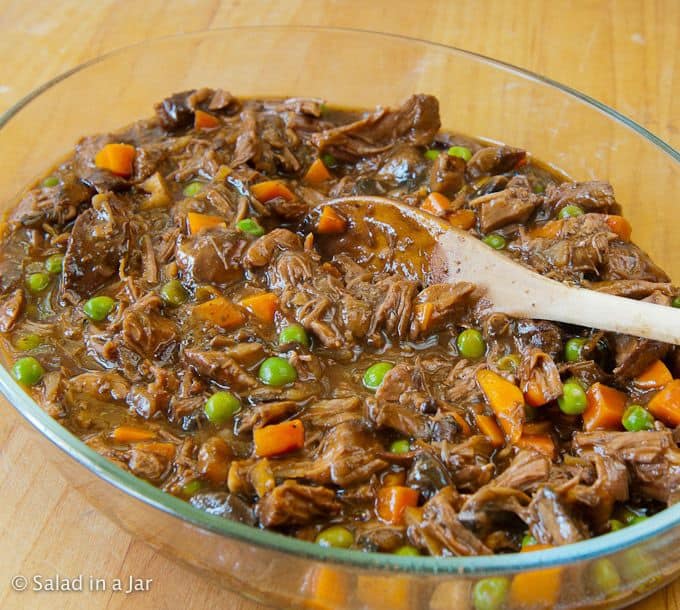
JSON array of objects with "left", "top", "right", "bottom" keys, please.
[{"left": 1, "top": 89, "right": 678, "bottom": 557}]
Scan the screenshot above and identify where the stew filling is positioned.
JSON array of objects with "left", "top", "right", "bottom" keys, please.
[{"left": 0, "top": 89, "right": 678, "bottom": 557}]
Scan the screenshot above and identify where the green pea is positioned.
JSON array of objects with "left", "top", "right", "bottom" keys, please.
[
  {"left": 315, "top": 525, "right": 354, "bottom": 549},
  {"left": 622, "top": 405, "right": 654, "bottom": 432},
  {"left": 456, "top": 328, "right": 486, "bottom": 359},
  {"left": 394, "top": 545, "right": 420, "bottom": 556},
  {"left": 14, "top": 334, "right": 42, "bottom": 351},
  {"left": 447, "top": 146, "right": 473, "bottom": 162},
  {"left": 321, "top": 153, "right": 337, "bottom": 168},
  {"left": 497, "top": 354, "right": 521, "bottom": 372},
  {"left": 363, "top": 362, "right": 394, "bottom": 390},
  {"left": 628, "top": 514, "right": 648, "bottom": 526},
  {"left": 472, "top": 577, "right": 509, "bottom": 610},
  {"left": 258, "top": 356, "right": 297, "bottom": 386},
  {"left": 183, "top": 181, "right": 204, "bottom": 197},
  {"left": 278, "top": 323, "right": 310, "bottom": 347},
  {"left": 389, "top": 439, "right": 410, "bottom": 454},
  {"left": 558, "top": 204, "right": 584, "bottom": 219},
  {"left": 558, "top": 378, "right": 587, "bottom": 415},
  {"left": 83, "top": 296, "right": 116, "bottom": 321},
  {"left": 181, "top": 480, "right": 203, "bottom": 497},
  {"left": 41, "top": 176, "right": 59, "bottom": 188},
  {"left": 521, "top": 533, "right": 537, "bottom": 548},
  {"left": 25, "top": 272, "right": 50, "bottom": 293},
  {"left": 236, "top": 218, "right": 265, "bottom": 237},
  {"left": 12, "top": 356, "right": 44, "bottom": 386},
  {"left": 608, "top": 519, "right": 625, "bottom": 532},
  {"left": 44, "top": 253, "right": 64, "bottom": 274},
  {"left": 591, "top": 559, "right": 621, "bottom": 595},
  {"left": 672, "top": 296, "right": 680, "bottom": 308},
  {"left": 482, "top": 234, "right": 506, "bottom": 250},
  {"left": 204, "top": 391, "right": 241, "bottom": 425},
  {"left": 424, "top": 149, "right": 440, "bottom": 161},
  {"left": 160, "top": 279, "right": 189, "bottom": 307},
  {"left": 532, "top": 182, "right": 545, "bottom": 194},
  {"left": 564, "top": 337, "right": 588, "bottom": 362}
]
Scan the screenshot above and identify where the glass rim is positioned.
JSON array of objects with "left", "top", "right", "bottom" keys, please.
[{"left": 1, "top": 25, "right": 679, "bottom": 576}]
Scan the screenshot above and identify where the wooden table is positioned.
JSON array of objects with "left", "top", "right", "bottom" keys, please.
[{"left": 0, "top": 1, "right": 677, "bottom": 608}]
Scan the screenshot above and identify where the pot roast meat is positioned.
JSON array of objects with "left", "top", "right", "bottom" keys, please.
[{"left": 3, "top": 90, "right": 679, "bottom": 559}]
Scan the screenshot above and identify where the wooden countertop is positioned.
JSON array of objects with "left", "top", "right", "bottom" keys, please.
[{"left": 0, "top": 1, "right": 677, "bottom": 608}]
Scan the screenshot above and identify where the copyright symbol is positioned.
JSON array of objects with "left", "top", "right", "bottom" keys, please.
[{"left": 11, "top": 575, "right": 28, "bottom": 592}]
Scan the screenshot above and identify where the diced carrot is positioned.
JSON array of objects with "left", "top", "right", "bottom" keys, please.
[
  {"left": 187, "top": 211, "right": 226, "bottom": 234},
  {"left": 524, "top": 378, "right": 552, "bottom": 407},
  {"left": 357, "top": 575, "right": 410, "bottom": 610},
  {"left": 111, "top": 426, "right": 155, "bottom": 443},
  {"left": 516, "top": 434, "right": 556, "bottom": 460},
  {"left": 240, "top": 292, "right": 279, "bottom": 324},
  {"left": 194, "top": 109, "right": 221, "bottom": 130},
  {"left": 254, "top": 419, "right": 305, "bottom": 457},
  {"left": 303, "top": 566, "right": 348, "bottom": 610},
  {"left": 198, "top": 437, "right": 232, "bottom": 485},
  {"left": 251, "top": 180, "right": 295, "bottom": 203},
  {"left": 510, "top": 544, "right": 562, "bottom": 608},
  {"left": 451, "top": 411, "right": 472, "bottom": 436},
  {"left": 583, "top": 382, "right": 626, "bottom": 431},
  {"left": 476, "top": 369, "right": 525, "bottom": 442},
  {"left": 475, "top": 414, "right": 505, "bottom": 448},
  {"left": 317, "top": 206, "right": 347, "bottom": 234},
  {"left": 528, "top": 219, "right": 563, "bottom": 239},
  {"left": 447, "top": 209, "right": 476, "bottom": 230},
  {"left": 94, "top": 143, "right": 136, "bottom": 177},
  {"left": 376, "top": 485, "right": 420, "bottom": 525},
  {"left": 605, "top": 215, "right": 632, "bottom": 241},
  {"left": 421, "top": 192, "right": 451, "bottom": 217},
  {"left": 648, "top": 379, "right": 680, "bottom": 427},
  {"left": 634, "top": 359, "right": 673, "bottom": 390},
  {"left": 193, "top": 296, "right": 245, "bottom": 329},
  {"left": 136, "top": 441, "right": 176, "bottom": 459},
  {"left": 303, "top": 158, "right": 332, "bottom": 185},
  {"left": 383, "top": 471, "right": 407, "bottom": 487},
  {"left": 414, "top": 302, "right": 434, "bottom": 333}
]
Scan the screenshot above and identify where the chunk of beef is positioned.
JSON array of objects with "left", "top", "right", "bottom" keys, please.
[
  {"left": 526, "top": 487, "right": 587, "bottom": 545},
  {"left": 257, "top": 480, "right": 340, "bottom": 527},
  {"left": 231, "top": 107, "right": 258, "bottom": 167},
  {"left": 587, "top": 279, "right": 674, "bottom": 299},
  {"left": 573, "top": 430, "right": 680, "bottom": 504},
  {"left": 558, "top": 359, "right": 610, "bottom": 388},
  {"left": 244, "top": 228, "right": 302, "bottom": 268},
  {"left": 208, "top": 89, "right": 240, "bottom": 113},
  {"left": 471, "top": 175, "right": 538, "bottom": 233},
  {"left": 369, "top": 278, "right": 419, "bottom": 340},
  {"left": 64, "top": 370, "right": 130, "bottom": 403},
  {"left": 127, "top": 366, "right": 178, "bottom": 419},
  {"left": 0, "top": 288, "right": 24, "bottom": 332},
  {"left": 406, "top": 450, "right": 454, "bottom": 497},
  {"left": 545, "top": 181, "right": 620, "bottom": 215},
  {"left": 62, "top": 193, "right": 130, "bottom": 299},
  {"left": 369, "top": 363, "right": 433, "bottom": 439},
  {"left": 465, "top": 146, "right": 525, "bottom": 180},
  {"left": 176, "top": 228, "right": 249, "bottom": 284},
  {"left": 155, "top": 90, "right": 196, "bottom": 131},
  {"left": 184, "top": 349, "right": 258, "bottom": 390},
  {"left": 126, "top": 443, "right": 174, "bottom": 483},
  {"left": 9, "top": 173, "right": 93, "bottom": 230},
  {"left": 436, "top": 436, "right": 495, "bottom": 492},
  {"left": 519, "top": 349, "right": 563, "bottom": 405},
  {"left": 299, "top": 397, "right": 363, "bottom": 429},
  {"left": 357, "top": 524, "right": 405, "bottom": 553},
  {"left": 234, "top": 400, "right": 299, "bottom": 434},
  {"left": 375, "top": 144, "right": 429, "bottom": 189},
  {"left": 311, "top": 94, "right": 440, "bottom": 159},
  {"left": 515, "top": 319, "right": 563, "bottom": 360},
  {"left": 442, "top": 360, "right": 487, "bottom": 405},
  {"left": 611, "top": 333, "right": 669, "bottom": 379},
  {"left": 494, "top": 449, "right": 551, "bottom": 491},
  {"left": 190, "top": 491, "right": 256, "bottom": 526},
  {"left": 603, "top": 241, "right": 670, "bottom": 282},
  {"left": 406, "top": 487, "right": 491, "bottom": 556},
  {"left": 410, "top": 282, "right": 475, "bottom": 339},
  {"left": 118, "top": 294, "right": 178, "bottom": 361},
  {"left": 273, "top": 421, "right": 388, "bottom": 487},
  {"left": 428, "top": 152, "right": 465, "bottom": 196}
]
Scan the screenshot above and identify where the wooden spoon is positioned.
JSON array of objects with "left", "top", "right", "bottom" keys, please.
[{"left": 323, "top": 196, "right": 680, "bottom": 345}]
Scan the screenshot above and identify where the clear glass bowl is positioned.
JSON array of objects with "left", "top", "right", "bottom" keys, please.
[{"left": 0, "top": 27, "right": 679, "bottom": 610}]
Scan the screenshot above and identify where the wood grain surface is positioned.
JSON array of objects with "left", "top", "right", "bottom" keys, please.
[{"left": 0, "top": 1, "right": 677, "bottom": 609}]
